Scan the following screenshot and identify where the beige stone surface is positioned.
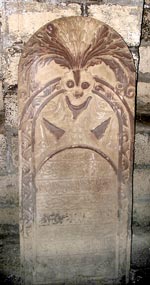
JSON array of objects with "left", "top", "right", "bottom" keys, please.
[
  {"left": 1, "top": 3, "right": 81, "bottom": 81},
  {"left": 88, "top": 4, "right": 143, "bottom": 46},
  {"left": 133, "top": 169, "right": 150, "bottom": 199},
  {"left": 135, "top": 132, "right": 150, "bottom": 165},
  {"left": 18, "top": 16, "right": 135, "bottom": 284},
  {"left": 139, "top": 45, "right": 150, "bottom": 73},
  {"left": 2, "top": 4, "right": 81, "bottom": 43},
  {"left": 3, "top": 54, "right": 20, "bottom": 86},
  {"left": 4, "top": 93, "right": 18, "bottom": 129},
  {"left": 0, "top": 81, "right": 3, "bottom": 111},
  {"left": 0, "top": 134, "right": 7, "bottom": 173},
  {"left": 0, "top": 174, "right": 19, "bottom": 227},
  {"left": 133, "top": 201, "right": 150, "bottom": 227},
  {"left": 137, "top": 82, "right": 150, "bottom": 111},
  {"left": 142, "top": 6, "right": 150, "bottom": 42},
  {"left": 0, "top": 208, "right": 19, "bottom": 225},
  {"left": 133, "top": 164, "right": 150, "bottom": 229},
  {"left": 0, "top": 174, "right": 19, "bottom": 224},
  {"left": 11, "top": 136, "right": 19, "bottom": 168},
  {"left": 132, "top": 230, "right": 150, "bottom": 268}
]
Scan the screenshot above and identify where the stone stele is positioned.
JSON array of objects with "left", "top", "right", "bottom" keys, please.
[{"left": 18, "top": 16, "right": 136, "bottom": 285}]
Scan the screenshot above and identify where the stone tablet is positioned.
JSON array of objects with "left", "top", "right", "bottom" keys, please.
[{"left": 18, "top": 16, "right": 136, "bottom": 285}]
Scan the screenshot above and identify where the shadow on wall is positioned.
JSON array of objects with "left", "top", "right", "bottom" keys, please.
[
  {"left": 0, "top": 272, "right": 21, "bottom": 285},
  {"left": 0, "top": 270, "right": 150, "bottom": 285}
]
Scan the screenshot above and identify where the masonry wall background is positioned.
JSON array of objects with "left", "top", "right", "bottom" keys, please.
[{"left": 0, "top": 0, "right": 149, "bottom": 283}]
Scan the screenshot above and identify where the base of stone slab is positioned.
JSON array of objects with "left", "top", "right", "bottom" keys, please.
[{"left": 0, "top": 271, "right": 150, "bottom": 285}]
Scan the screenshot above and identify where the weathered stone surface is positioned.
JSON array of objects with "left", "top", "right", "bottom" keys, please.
[
  {"left": 4, "top": 93, "right": 18, "bottom": 129},
  {"left": 1, "top": 2, "right": 81, "bottom": 83},
  {"left": 0, "top": 111, "right": 5, "bottom": 135},
  {"left": 142, "top": 8, "right": 150, "bottom": 41},
  {"left": 88, "top": 4, "right": 143, "bottom": 46},
  {"left": 0, "top": 174, "right": 19, "bottom": 206},
  {"left": 145, "top": 0, "right": 150, "bottom": 5},
  {"left": 0, "top": 228, "right": 20, "bottom": 284},
  {"left": 18, "top": 16, "right": 135, "bottom": 284},
  {"left": 0, "top": 81, "right": 3, "bottom": 111},
  {"left": 139, "top": 46, "right": 150, "bottom": 74},
  {"left": 0, "top": 135, "right": 7, "bottom": 173},
  {"left": 101, "top": 0, "right": 144, "bottom": 5},
  {"left": 10, "top": 136, "right": 18, "bottom": 169},
  {"left": 134, "top": 132, "right": 150, "bottom": 165},
  {"left": 135, "top": 122, "right": 150, "bottom": 135},
  {"left": 2, "top": 2, "right": 81, "bottom": 46},
  {"left": 0, "top": 174, "right": 19, "bottom": 225},
  {"left": 132, "top": 230, "right": 150, "bottom": 268},
  {"left": 130, "top": 48, "right": 139, "bottom": 71},
  {"left": 133, "top": 201, "right": 150, "bottom": 227},
  {"left": 0, "top": 208, "right": 19, "bottom": 225},
  {"left": 133, "top": 169, "right": 150, "bottom": 199},
  {"left": 137, "top": 82, "right": 150, "bottom": 114},
  {"left": 3, "top": 54, "right": 20, "bottom": 86},
  {"left": 133, "top": 168, "right": 150, "bottom": 228},
  {"left": 0, "top": 0, "right": 145, "bottom": 8}
]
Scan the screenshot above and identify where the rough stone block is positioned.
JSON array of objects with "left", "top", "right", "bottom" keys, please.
[
  {"left": 0, "top": 237, "right": 20, "bottom": 282},
  {"left": 1, "top": 2, "right": 81, "bottom": 80},
  {"left": 0, "top": 81, "right": 4, "bottom": 111},
  {"left": 137, "top": 82, "right": 150, "bottom": 114},
  {"left": 105, "top": 0, "right": 144, "bottom": 5},
  {"left": 0, "top": 173, "right": 19, "bottom": 226},
  {"left": 10, "top": 136, "right": 19, "bottom": 169},
  {"left": 0, "top": 174, "right": 19, "bottom": 207},
  {"left": 134, "top": 132, "right": 150, "bottom": 165},
  {"left": 4, "top": 93, "right": 18, "bottom": 130},
  {"left": 88, "top": 4, "right": 143, "bottom": 46},
  {"left": 139, "top": 45, "right": 150, "bottom": 74},
  {"left": 0, "top": 207, "right": 19, "bottom": 225},
  {"left": 130, "top": 48, "right": 139, "bottom": 71},
  {"left": 132, "top": 230, "right": 150, "bottom": 268},
  {"left": 142, "top": 8, "right": 150, "bottom": 42},
  {"left": 133, "top": 201, "right": 150, "bottom": 227},
  {"left": 3, "top": 54, "right": 20, "bottom": 86},
  {"left": 0, "top": 111, "right": 5, "bottom": 134},
  {"left": 133, "top": 168, "right": 150, "bottom": 227},
  {"left": 133, "top": 169, "right": 150, "bottom": 199},
  {"left": 0, "top": 134, "right": 7, "bottom": 173},
  {"left": 2, "top": 2, "right": 81, "bottom": 46}
]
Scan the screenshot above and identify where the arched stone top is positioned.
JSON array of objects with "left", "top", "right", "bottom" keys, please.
[{"left": 18, "top": 16, "right": 136, "bottom": 105}]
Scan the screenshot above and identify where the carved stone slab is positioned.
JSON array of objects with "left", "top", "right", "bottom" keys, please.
[{"left": 18, "top": 16, "right": 136, "bottom": 285}]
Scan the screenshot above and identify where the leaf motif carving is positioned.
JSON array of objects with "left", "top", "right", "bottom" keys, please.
[
  {"left": 20, "top": 18, "right": 135, "bottom": 87},
  {"left": 43, "top": 118, "right": 65, "bottom": 140},
  {"left": 91, "top": 117, "right": 111, "bottom": 140}
]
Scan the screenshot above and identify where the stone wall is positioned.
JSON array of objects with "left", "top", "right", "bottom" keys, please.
[{"left": 0, "top": 0, "right": 149, "bottom": 283}]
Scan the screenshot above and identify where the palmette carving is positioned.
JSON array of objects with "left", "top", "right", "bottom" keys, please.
[{"left": 18, "top": 16, "right": 135, "bottom": 284}]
